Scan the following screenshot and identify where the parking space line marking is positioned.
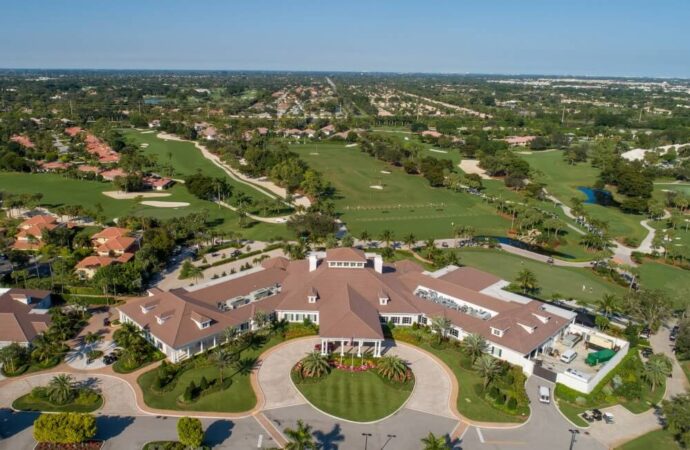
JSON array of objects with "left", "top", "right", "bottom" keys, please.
[{"left": 476, "top": 427, "right": 485, "bottom": 443}]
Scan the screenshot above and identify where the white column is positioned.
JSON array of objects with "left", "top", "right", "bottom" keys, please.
[
  {"left": 200, "top": 340, "right": 204, "bottom": 353},
  {"left": 340, "top": 340, "right": 345, "bottom": 356},
  {"left": 213, "top": 336, "right": 217, "bottom": 348},
  {"left": 321, "top": 339, "right": 326, "bottom": 355},
  {"left": 357, "top": 340, "right": 362, "bottom": 357}
]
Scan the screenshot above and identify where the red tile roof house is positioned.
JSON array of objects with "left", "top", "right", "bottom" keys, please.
[
  {"left": 64, "top": 127, "right": 83, "bottom": 137},
  {"left": 10, "top": 135, "right": 36, "bottom": 149},
  {"left": 74, "top": 227, "right": 137, "bottom": 279},
  {"left": 0, "top": 288, "right": 52, "bottom": 348},
  {"left": 38, "top": 161, "right": 72, "bottom": 172},
  {"left": 84, "top": 134, "right": 120, "bottom": 164},
  {"left": 12, "top": 215, "right": 60, "bottom": 251},
  {"left": 143, "top": 176, "right": 174, "bottom": 191},
  {"left": 421, "top": 130, "right": 443, "bottom": 139},
  {"left": 77, "top": 165, "right": 101, "bottom": 176},
  {"left": 117, "top": 248, "right": 627, "bottom": 393},
  {"left": 75, "top": 254, "right": 133, "bottom": 279},
  {"left": 320, "top": 124, "right": 336, "bottom": 136},
  {"left": 100, "top": 168, "right": 127, "bottom": 181},
  {"left": 504, "top": 136, "right": 537, "bottom": 147}
]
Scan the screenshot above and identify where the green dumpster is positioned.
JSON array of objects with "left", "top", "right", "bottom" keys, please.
[{"left": 585, "top": 348, "right": 616, "bottom": 366}]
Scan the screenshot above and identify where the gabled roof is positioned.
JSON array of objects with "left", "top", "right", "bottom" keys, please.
[
  {"left": 325, "top": 247, "right": 366, "bottom": 262},
  {"left": 92, "top": 227, "right": 130, "bottom": 241},
  {"left": 318, "top": 284, "right": 383, "bottom": 339},
  {"left": 0, "top": 288, "right": 51, "bottom": 343}
]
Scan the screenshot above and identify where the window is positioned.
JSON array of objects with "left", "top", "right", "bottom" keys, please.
[
  {"left": 419, "top": 316, "right": 427, "bottom": 325},
  {"left": 450, "top": 328, "right": 459, "bottom": 337},
  {"left": 390, "top": 316, "right": 400, "bottom": 324},
  {"left": 491, "top": 328, "right": 503, "bottom": 337},
  {"left": 402, "top": 316, "right": 412, "bottom": 325}
]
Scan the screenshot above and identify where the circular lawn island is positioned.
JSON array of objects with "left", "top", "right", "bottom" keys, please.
[{"left": 291, "top": 352, "right": 414, "bottom": 422}]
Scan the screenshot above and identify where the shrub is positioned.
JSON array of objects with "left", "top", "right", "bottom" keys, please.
[
  {"left": 507, "top": 397, "right": 518, "bottom": 410},
  {"left": 183, "top": 381, "right": 196, "bottom": 402},
  {"left": 33, "top": 412, "right": 97, "bottom": 444},
  {"left": 575, "top": 396, "right": 587, "bottom": 406},
  {"left": 177, "top": 417, "right": 204, "bottom": 448},
  {"left": 199, "top": 376, "right": 209, "bottom": 390},
  {"left": 489, "top": 386, "right": 500, "bottom": 399},
  {"left": 495, "top": 394, "right": 506, "bottom": 405}
]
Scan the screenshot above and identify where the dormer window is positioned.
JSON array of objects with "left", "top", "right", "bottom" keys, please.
[
  {"left": 518, "top": 323, "right": 536, "bottom": 334},
  {"left": 155, "top": 310, "right": 173, "bottom": 324},
  {"left": 307, "top": 287, "right": 318, "bottom": 304},
  {"left": 531, "top": 313, "right": 550, "bottom": 324},
  {"left": 141, "top": 302, "right": 157, "bottom": 314},
  {"left": 190, "top": 311, "right": 211, "bottom": 329},
  {"left": 491, "top": 327, "right": 504, "bottom": 337},
  {"left": 378, "top": 289, "right": 389, "bottom": 305}
]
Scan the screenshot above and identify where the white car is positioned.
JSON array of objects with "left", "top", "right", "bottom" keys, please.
[{"left": 538, "top": 386, "right": 551, "bottom": 404}]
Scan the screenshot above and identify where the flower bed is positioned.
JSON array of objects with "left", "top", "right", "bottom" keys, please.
[{"left": 35, "top": 441, "right": 103, "bottom": 450}]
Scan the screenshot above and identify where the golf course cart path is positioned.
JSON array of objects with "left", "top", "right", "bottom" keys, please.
[
  {"left": 217, "top": 200, "right": 290, "bottom": 224},
  {"left": 157, "top": 132, "right": 311, "bottom": 209}
]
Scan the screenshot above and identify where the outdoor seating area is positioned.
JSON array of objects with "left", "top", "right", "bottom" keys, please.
[
  {"left": 536, "top": 339, "right": 600, "bottom": 379},
  {"left": 581, "top": 409, "right": 615, "bottom": 424}
]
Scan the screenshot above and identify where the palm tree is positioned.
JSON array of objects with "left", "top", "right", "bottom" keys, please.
[
  {"left": 402, "top": 233, "right": 417, "bottom": 250},
  {"left": 300, "top": 352, "right": 330, "bottom": 378},
  {"left": 252, "top": 311, "right": 269, "bottom": 329},
  {"left": 642, "top": 354, "right": 672, "bottom": 391},
  {"left": 284, "top": 420, "right": 318, "bottom": 450},
  {"left": 376, "top": 355, "right": 408, "bottom": 382},
  {"left": 474, "top": 354, "right": 501, "bottom": 390},
  {"left": 83, "top": 331, "right": 102, "bottom": 349},
  {"left": 379, "top": 229, "right": 394, "bottom": 247},
  {"left": 359, "top": 230, "right": 371, "bottom": 245},
  {"left": 47, "top": 374, "right": 76, "bottom": 405},
  {"left": 463, "top": 333, "right": 488, "bottom": 364},
  {"left": 515, "top": 268, "right": 538, "bottom": 294},
  {"left": 421, "top": 432, "right": 451, "bottom": 450},
  {"left": 596, "top": 294, "right": 620, "bottom": 319},
  {"left": 430, "top": 316, "right": 452, "bottom": 344},
  {"left": 30, "top": 333, "right": 61, "bottom": 363},
  {"left": 213, "top": 348, "right": 236, "bottom": 384},
  {"left": 222, "top": 326, "right": 238, "bottom": 345}
]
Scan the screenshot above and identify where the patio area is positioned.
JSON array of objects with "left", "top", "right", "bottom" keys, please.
[{"left": 536, "top": 338, "right": 601, "bottom": 381}]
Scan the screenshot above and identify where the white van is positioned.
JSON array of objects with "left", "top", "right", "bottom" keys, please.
[
  {"left": 560, "top": 349, "right": 578, "bottom": 364},
  {"left": 538, "top": 386, "right": 551, "bottom": 404}
]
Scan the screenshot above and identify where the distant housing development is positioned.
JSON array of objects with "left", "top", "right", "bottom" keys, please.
[{"left": 118, "top": 248, "right": 626, "bottom": 393}]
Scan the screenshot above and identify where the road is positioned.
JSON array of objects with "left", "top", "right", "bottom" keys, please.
[{"left": 0, "top": 411, "right": 276, "bottom": 450}]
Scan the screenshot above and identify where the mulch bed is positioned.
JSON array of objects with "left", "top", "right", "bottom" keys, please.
[{"left": 36, "top": 441, "right": 103, "bottom": 450}]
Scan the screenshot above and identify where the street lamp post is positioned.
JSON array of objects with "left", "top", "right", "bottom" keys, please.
[
  {"left": 362, "top": 432, "right": 372, "bottom": 450},
  {"left": 568, "top": 429, "right": 580, "bottom": 450},
  {"left": 381, "top": 434, "right": 396, "bottom": 449}
]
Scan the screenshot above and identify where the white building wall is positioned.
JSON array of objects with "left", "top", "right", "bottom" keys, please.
[{"left": 556, "top": 341, "right": 629, "bottom": 394}]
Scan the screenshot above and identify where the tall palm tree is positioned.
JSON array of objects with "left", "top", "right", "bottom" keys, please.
[
  {"left": 47, "top": 374, "right": 76, "bottom": 405},
  {"left": 376, "top": 355, "right": 408, "bottom": 382},
  {"left": 431, "top": 316, "right": 452, "bottom": 344},
  {"left": 83, "top": 331, "right": 103, "bottom": 349},
  {"left": 463, "top": 333, "right": 488, "bottom": 364},
  {"left": 402, "top": 233, "right": 417, "bottom": 250},
  {"left": 515, "top": 268, "right": 538, "bottom": 294},
  {"left": 642, "top": 355, "right": 672, "bottom": 391},
  {"left": 359, "top": 230, "right": 371, "bottom": 245},
  {"left": 284, "top": 420, "right": 318, "bottom": 450},
  {"left": 222, "top": 326, "right": 238, "bottom": 345},
  {"left": 379, "top": 229, "right": 394, "bottom": 247},
  {"left": 421, "top": 432, "right": 451, "bottom": 450},
  {"left": 300, "top": 352, "right": 330, "bottom": 378},
  {"left": 213, "top": 348, "right": 236, "bottom": 384},
  {"left": 252, "top": 311, "right": 269, "bottom": 329},
  {"left": 30, "top": 333, "right": 61, "bottom": 363},
  {"left": 596, "top": 294, "right": 620, "bottom": 319},
  {"left": 474, "top": 354, "right": 501, "bottom": 390}
]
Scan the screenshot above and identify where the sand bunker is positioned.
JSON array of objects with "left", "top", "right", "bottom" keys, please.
[
  {"left": 370, "top": 185, "right": 384, "bottom": 190},
  {"left": 140, "top": 143, "right": 149, "bottom": 148},
  {"left": 310, "top": 152, "right": 319, "bottom": 155},
  {"left": 141, "top": 201, "right": 189, "bottom": 208},
  {"left": 345, "top": 143, "right": 358, "bottom": 148},
  {"left": 141, "top": 130, "right": 155, "bottom": 134},
  {"left": 429, "top": 148, "right": 448, "bottom": 154},
  {"left": 458, "top": 160, "right": 491, "bottom": 179},
  {"left": 103, "top": 191, "right": 171, "bottom": 199},
  {"left": 380, "top": 170, "right": 391, "bottom": 174}
]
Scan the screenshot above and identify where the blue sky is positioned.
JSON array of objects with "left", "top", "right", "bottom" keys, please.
[{"left": 1, "top": 0, "right": 689, "bottom": 77}]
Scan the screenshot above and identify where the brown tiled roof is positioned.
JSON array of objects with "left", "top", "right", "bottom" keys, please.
[
  {"left": 92, "top": 227, "right": 130, "bottom": 240},
  {"left": 96, "top": 236, "right": 136, "bottom": 253},
  {"left": 318, "top": 285, "right": 383, "bottom": 339},
  {"left": 326, "top": 248, "right": 367, "bottom": 262},
  {"left": 438, "top": 266, "right": 501, "bottom": 292},
  {"left": 0, "top": 289, "right": 52, "bottom": 343}
]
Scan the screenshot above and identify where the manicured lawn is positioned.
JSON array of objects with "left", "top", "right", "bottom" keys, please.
[
  {"left": 637, "top": 261, "right": 690, "bottom": 308},
  {"left": 291, "top": 142, "right": 511, "bottom": 239},
  {"left": 556, "top": 400, "right": 589, "bottom": 427},
  {"left": 0, "top": 172, "right": 287, "bottom": 241},
  {"left": 521, "top": 151, "right": 647, "bottom": 243},
  {"left": 391, "top": 330, "right": 529, "bottom": 423},
  {"left": 616, "top": 429, "right": 680, "bottom": 450},
  {"left": 121, "top": 129, "right": 284, "bottom": 212},
  {"left": 293, "top": 369, "right": 413, "bottom": 422},
  {"left": 12, "top": 392, "right": 103, "bottom": 413},
  {"left": 138, "top": 334, "right": 285, "bottom": 413},
  {"left": 453, "top": 248, "right": 626, "bottom": 305}
]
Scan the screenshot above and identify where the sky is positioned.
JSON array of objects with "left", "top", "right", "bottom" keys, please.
[{"left": 1, "top": 0, "right": 689, "bottom": 78}]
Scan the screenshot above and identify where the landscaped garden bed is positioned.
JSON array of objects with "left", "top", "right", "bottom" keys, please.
[
  {"left": 36, "top": 441, "right": 103, "bottom": 450},
  {"left": 13, "top": 374, "right": 103, "bottom": 413},
  {"left": 291, "top": 351, "right": 414, "bottom": 422},
  {"left": 143, "top": 442, "right": 210, "bottom": 450}
]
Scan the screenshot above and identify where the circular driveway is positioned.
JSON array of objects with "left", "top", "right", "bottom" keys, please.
[
  {"left": 257, "top": 337, "right": 455, "bottom": 420},
  {"left": 0, "top": 372, "right": 141, "bottom": 416}
]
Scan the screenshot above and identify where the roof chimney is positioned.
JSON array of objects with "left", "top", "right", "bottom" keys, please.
[
  {"left": 308, "top": 254, "right": 318, "bottom": 272},
  {"left": 374, "top": 255, "right": 383, "bottom": 274}
]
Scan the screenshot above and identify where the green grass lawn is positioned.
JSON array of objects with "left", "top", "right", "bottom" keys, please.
[
  {"left": 636, "top": 261, "right": 690, "bottom": 308},
  {"left": 12, "top": 392, "right": 103, "bottom": 413},
  {"left": 616, "top": 429, "right": 680, "bottom": 450},
  {"left": 453, "top": 248, "right": 626, "bottom": 305},
  {"left": 556, "top": 400, "right": 589, "bottom": 427},
  {"left": 122, "top": 129, "right": 291, "bottom": 216},
  {"left": 137, "top": 334, "right": 284, "bottom": 413},
  {"left": 293, "top": 369, "right": 413, "bottom": 422},
  {"left": 521, "top": 151, "right": 647, "bottom": 243},
  {"left": 0, "top": 172, "right": 287, "bottom": 241},
  {"left": 291, "top": 142, "right": 511, "bottom": 239}
]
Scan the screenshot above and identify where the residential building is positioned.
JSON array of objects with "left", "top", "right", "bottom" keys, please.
[{"left": 0, "top": 288, "right": 52, "bottom": 348}]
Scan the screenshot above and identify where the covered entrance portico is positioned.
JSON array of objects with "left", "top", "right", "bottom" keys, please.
[{"left": 319, "top": 336, "right": 384, "bottom": 357}]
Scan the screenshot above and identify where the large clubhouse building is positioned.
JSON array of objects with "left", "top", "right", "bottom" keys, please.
[{"left": 119, "top": 248, "right": 627, "bottom": 393}]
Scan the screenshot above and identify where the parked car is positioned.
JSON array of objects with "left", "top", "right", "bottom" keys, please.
[
  {"left": 640, "top": 328, "right": 651, "bottom": 339},
  {"left": 670, "top": 326, "right": 679, "bottom": 341},
  {"left": 560, "top": 349, "right": 578, "bottom": 364},
  {"left": 231, "top": 250, "right": 242, "bottom": 258},
  {"left": 538, "top": 386, "right": 551, "bottom": 404},
  {"left": 641, "top": 347, "right": 653, "bottom": 358},
  {"left": 103, "top": 317, "right": 110, "bottom": 327},
  {"left": 103, "top": 353, "right": 118, "bottom": 365}
]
